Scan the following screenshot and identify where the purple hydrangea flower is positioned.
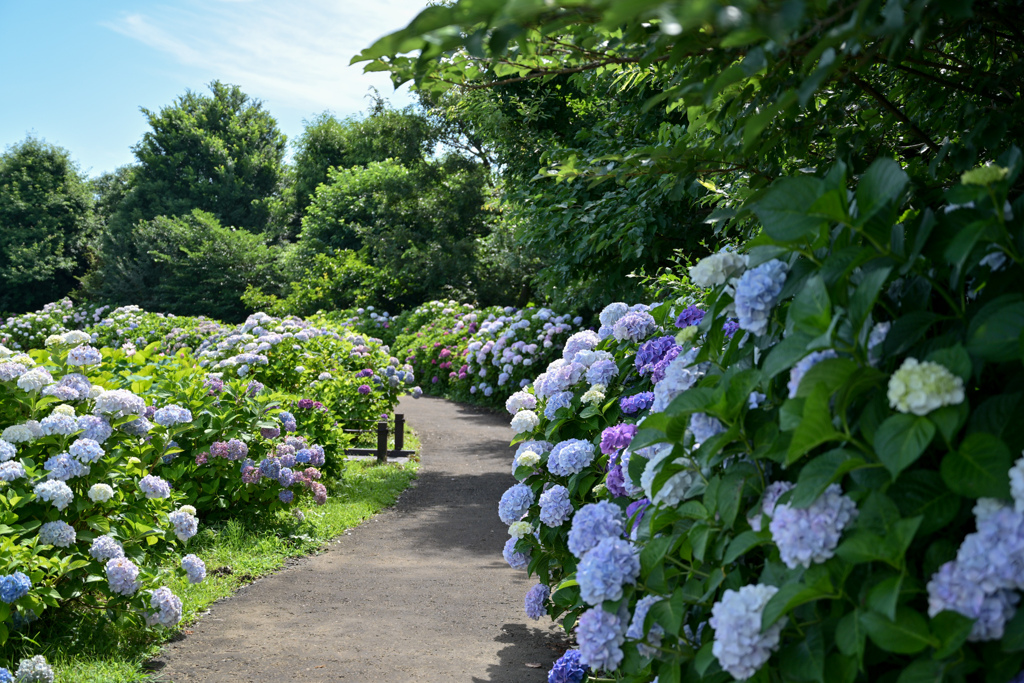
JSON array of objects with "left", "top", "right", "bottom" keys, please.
[
  {"left": 562, "top": 331, "right": 600, "bottom": 360},
  {"left": 635, "top": 336, "right": 677, "bottom": 375},
  {"left": 710, "top": 584, "right": 785, "bottom": 680},
  {"left": 625, "top": 498, "right": 651, "bottom": 534},
  {"left": 585, "top": 359, "right": 619, "bottom": 386},
  {"left": 675, "top": 305, "right": 705, "bottom": 329},
  {"left": 153, "top": 404, "right": 193, "bottom": 427},
  {"left": 260, "top": 427, "right": 280, "bottom": 439},
  {"left": 547, "top": 649, "right": 588, "bottom": 683},
  {"left": 77, "top": 415, "right": 113, "bottom": 443},
  {"left": 612, "top": 311, "right": 657, "bottom": 343},
  {"left": 70, "top": 438, "right": 104, "bottom": 464},
  {"left": 89, "top": 535, "right": 125, "bottom": 561},
  {"left": 279, "top": 489, "right": 294, "bottom": 504},
  {"left": 139, "top": 475, "right": 171, "bottom": 499},
  {"left": 620, "top": 392, "right": 654, "bottom": 415},
  {"left": 600, "top": 424, "right": 637, "bottom": 455},
  {"left": 723, "top": 319, "right": 740, "bottom": 337},
  {"left": 105, "top": 557, "right": 140, "bottom": 596}
]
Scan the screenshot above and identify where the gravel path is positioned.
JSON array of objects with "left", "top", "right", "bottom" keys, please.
[{"left": 149, "top": 395, "right": 565, "bottom": 682}]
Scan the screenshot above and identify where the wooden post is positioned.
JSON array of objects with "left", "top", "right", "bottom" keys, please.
[
  {"left": 376, "top": 420, "right": 388, "bottom": 464},
  {"left": 394, "top": 414, "right": 405, "bottom": 454}
]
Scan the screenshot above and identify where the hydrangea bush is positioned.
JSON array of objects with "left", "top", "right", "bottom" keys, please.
[{"left": 500, "top": 154, "right": 1024, "bottom": 682}]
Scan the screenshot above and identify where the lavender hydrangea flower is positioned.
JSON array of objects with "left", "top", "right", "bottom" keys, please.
[
  {"left": 548, "top": 439, "right": 596, "bottom": 477},
  {"left": 787, "top": 350, "right": 839, "bottom": 398},
  {"left": 69, "top": 438, "right": 104, "bottom": 464},
  {"left": 651, "top": 349, "right": 701, "bottom": 413},
  {"left": 93, "top": 389, "right": 146, "bottom": 418},
  {"left": 538, "top": 485, "right": 573, "bottom": 527},
  {"left": 0, "top": 362, "right": 27, "bottom": 382},
  {"left": 640, "top": 444, "right": 698, "bottom": 506},
  {"left": 689, "top": 412, "right": 726, "bottom": 444},
  {"left": 585, "top": 359, "right": 619, "bottom": 386},
  {"left": 710, "top": 584, "right": 785, "bottom": 680},
  {"left": 182, "top": 554, "right": 206, "bottom": 584},
  {"left": 40, "top": 412, "right": 78, "bottom": 436},
  {"left": 105, "top": 557, "right": 140, "bottom": 596},
  {"left": 0, "top": 439, "right": 14, "bottom": 462},
  {"left": 568, "top": 501, "right": 624, "bottom": 558},
  {"left": 769, "top": 484, "right": 857, "bottom": 568},
  {"left": 89, "top": 535, "right": 125, "bottom": 561},
  {"left": 505, "top": 391, "right": 537, "bottom": 414},
  {"left": 627, "top": 595, "right": 666, "bottom": 657},
  {"left": 139, "top": 475, "right": 171, "bottom": 499},
  {"left": 612, "top": 311, "right": 657, "bottom": 343},
  {"left": 77, "top": 415, "right": 113, "bottom": 443},
  {"left": 121, "top": 416, "right": 152, "bottom": 437},
  {"left": 544, "top": 391, "right": 574, "bottom": 420},
  {"left": 153, "top": 404, "right": 193, "bottom": 427},
  {"left": 498, "top": 483, "right": 535, "bottom": 524},
  {"left": 167, "top": 510, "right": 198, "bottom": 541},
  {"left": 563, "top": 331, "right": 600, "bottom": 360},
  {"left": 928, "top": 561, "right": 1019, "bottom": 641},
  {"left": 34, "top": 480, "right": 73, "bottom": 510},
  {"left": 733, "top": 259, "right": 789, "bottom": 336},
  {"left": 547, "top": 649, "right": 588, "bottom": 683},
  {"left": 38, "top": 521, "right": 76, "bottom": 548},
  {"left": 578, "top": 537, "right": 640, "bottom": 605},
  {"left": 524, "top": 584, "right": 550, "bottom": 620},
  {"left": 620, "top": 392, "right": 654, "bottom": 415},
  {"left": 748, "top": 480, "right": 795, "bottom": 532},
  {"left": 0, "top": 572, "right": 31, "bottom": 603},
  {"left": 67, "top": 345, "right": 103, "bottom": 366},
  {"left": 503, "top": 537, "right": 530, "bottom": 569},
  {"left": 146, "top": 586, "right": 183, "bottom": 627},
  {"left": 17, "top": 367, "right": 54, "bottom": 392},
  {"left": 675, "top": 305, "right": 706, "bottom": 329},
  {"left": 577, "top": 607, "right": 626, "bottom": 672},
  {"left": 43, "top": 452, "right": 89, "bottom": 481}
]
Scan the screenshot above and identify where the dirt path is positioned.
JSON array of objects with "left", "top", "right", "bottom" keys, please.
[{"left": 149, "top": 395, "right": 566, "bottom": 682}]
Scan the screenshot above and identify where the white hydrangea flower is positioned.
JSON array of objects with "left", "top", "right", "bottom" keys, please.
[
  {"left": 887, "top": 358, "right": 965, "bottom": 416},
  {"left": 581, "top": 385, "right": 606, "bottom": 405},
  {"left": 508, "top": 521, "right": 533, "bottom": 539},
  {"left": 640, "top": 443, "right": 699, "bottom": 506},
  {"left": 1011, "top": 455, "right": 1024, "bottom": 514},
  {"left": 689, "top": 249, "right": 748, "bottom": 288},
  {"left": 710, "top": 584, "right": 785, "bottom": 680},
  {"left": 88, "top": 483, "right": 115, "bottom": 502},
  {"left": 517, "top": 451, "right": 541, "bottom": 468},
  {"left": 510, "top": 410, "right": 540, "bottom": 435},
  {"left": 599, "top": 302, "right": 629, "bottom": 328}
]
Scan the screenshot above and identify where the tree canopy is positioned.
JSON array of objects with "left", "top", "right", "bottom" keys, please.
[{"left": 0, "top": 138, "right": 97, "bottom": 313}]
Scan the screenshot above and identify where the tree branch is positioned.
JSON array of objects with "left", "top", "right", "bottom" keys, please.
[{"left": 848, "top": 73, "right": 940, "bottom": 153}]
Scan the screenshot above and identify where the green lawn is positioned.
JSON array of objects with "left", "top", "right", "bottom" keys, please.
[{"left": 2, "top": 446, "right": 419, "bottom": 683}]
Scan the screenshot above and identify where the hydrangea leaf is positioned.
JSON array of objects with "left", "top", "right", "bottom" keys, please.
[
  {"left": 860, "top": 606, "right": 937, "bottom": 654},
  {"left": 867, "top": 574, "right": 903, "bottom": 621},
  {"left": 930, "top": 610, "right": 975, "bottom": 659},
  {"left": 894, "top": 658, "right": 946, "bottom": 683},
  {"left": 966, "top": 296, "right": 1024, "bottom": 363},
  {"left": 835, "top": 609, "right": 866, "bottom": 662},
  {"left": 723, "top": 529, "right": 772, "bottom": 564},
  {"left": 788, "top": 273, "right": 832, "bottom": 335},
  {"left": 855, "top": 158, "right": 909, "bottom": 225},
  {"left": 778, "top": 623, "right": 826, "bottom": 682},
  {"left": 940, "top": 432, "right": 1012, "bottom": 499},
  {"left": 999, "top": 605, "right": 1024, "bottom": 653},
  {"left": 893, "top": 470, "right": 960, "bottom": 537},
  {"left": 874, "top": 414, "right": 936, "bottom": 480},
  {"left": 787, "top": 384, "right": 844, "bottom": 465},
  {"left": 791, "top": 449, "right": 867, "bottom": 508},
  {"left": 761, "top": 582, "right": 834, "bottom": 629},
  {"left": 754, "top": 176, "right": 828, "bottom": 242}
]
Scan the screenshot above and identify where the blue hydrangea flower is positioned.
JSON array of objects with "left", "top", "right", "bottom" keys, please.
[
  {"left": 577, "top": 607, "right": 626, "bottom": 672},
  {"left": 0, "top": 666, "right": 11, "bottom": 683},
  {"left": 547, "top": 649, "right": 588, "bottom": 683},
  {"left": 578, "top": 537, "right": 640, "bottom": 605},
  {"left": 38, "top": 521, "right": 76, "bottom": 548},
  {"left": 0, "top": 461, "right": 26, "bottom": 482},
  {"left": 524, "top": 583, "right": 550, "bottom": 620},
  {"left": 40, "top": 413, "right": 78, "bottom": 436},
  {"left": 769, "top": 484, "right": 857, "bottom": 568},
  {"left": 627, "top": 594, "right": 666, "bottom": 658},
  {"left": 182, "top": 554, "right": 206, "bottom": 584},
  {"left": 563, "top": 331, "right": 600, "bottom": 360},
  {"left": 89, "top": 535, "right": 125, "bottom": 561},
  {"left": 689, "top": 412, "right": 726, "bottom": 444},
  {"left": 67, "top": 345, "right": 103, "bottom": 366},
  {"left": 612, "top": 311, "right": 657, "bottom": 343},
  {"left": 585, "top": 359, "right": 619, "bottom": 386},
  {"left": 77, "top": 415, "right": 112, "bottom": 443},
  {"left": 710, "top": 584, "right": 785, "bottom": 680},
  {"left": 503, "top": 537, "right": 530, "bottom": 569},
  {"left": 105, "top": 557, "right": 140, "bottom": 596},
  {"left": 0, "top": 572, "right": 31, "bottom": 603},
  {"left": 13, "top": 655, "right": 53, "bottom": 683},
  {"left": 498, "top": 483, "right": 535, "bottom": 524},
  {"left": 70, "top": 438, "right": 104, "bottom": 464},
  {"left": 153, "top": 404, "right": 193, "bottom": 427},
  {"left": 620, "top": 392, "right": 654, "bottom": 415},
  {"left": 547, "top": 439, "right": 595, "bottom": 476},
  {"left": 139, "top": 475, "right": 171, "bottom": 499},
  {"left": 168, "top": 510, "right": 198, "bottom": 541},
  {"left": 43, "top": 453, "right": 89, "bottom": 481},
  {"left": 544, "top": 391, "right": 575, "bottom": 420},
  {"left": 787, "top": 350, "right": 839, "bottom": 398},
  {"left": 734, "top": 259, "right": 788, "bottom": 336},
  {"left": 0, "top": 438, "right": 14, "bottom": 462},
  {"left": 34, "top": 479, "right": 73, "bottom": 510},
  {"left": 539, "top": 485, "right": 573, "bottom": 527},
  {"left": 568, "top": 501, "right": 624, "bottom": 558}
]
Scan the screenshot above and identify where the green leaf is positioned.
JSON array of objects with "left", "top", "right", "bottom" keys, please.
[
  {"left": 874, "top": 414, "right": 936, "bottom": 479},
  {"left": 724, "top": 530, "right": 771, "bottom": 564},
  {"left": 867, "top": 574, "right": 903, "bottom": 621},
  {"left": 940, "top": 432, "right": 1012, "bottom": 499},
  {"left": 849, "top": 265, "right": 892, "bottom": 331},
  {"left": 896, "top": 659, "right": 945, "bottom": 683},
  {"left": 894, "top": 470, "right": 960, "bottom": 537},
  {"left": 860, "top": 606, "right": 937, "bottom": 654},
  {"left": 788, "top": 273, "right": 832, "bottom": 334},
  {"left": 778, "top": 624, "right": 826, "bottom": 682},
  {"left": 649, "top": 589, "right": 686, "bottom": 635},
  {"left": 926, "top": 344, "right": 972, "bottom": 382},
  {"left": 835, "top": 609, "right": 866, "bottom": 661},
  {"left": 787, "top": 384, "right": 843, "bottom": 464},
  {"left": 855, "top": 158, "right": 909, "bottom": 223},
  {"left": 755, "top": 176, "right": 827, "bottom": 242},
  {"left": 794, "top": 358, "right": 859, "bottom": 399},
  {"left": 967, "top": 297, "right": 1024, "bottom": 362},
  {"left": 1001, "top": 605, "right": 1024, "bottom": 653},
  {"left": 931, "top": 610, "right": 975, "bottom": 658},
  {"left": 763, "top": 331, "right": 814, "bottom": 379},
  {"left": 762, "top": 582, "right": 834, "bottom": 629},
  {"left": 790, "top": 449, "right": 866, "bottom": 508}
]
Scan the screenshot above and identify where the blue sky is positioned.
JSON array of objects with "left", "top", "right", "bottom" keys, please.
[{"left": 0, "top": 0, "right": 426, "bottom": 177}]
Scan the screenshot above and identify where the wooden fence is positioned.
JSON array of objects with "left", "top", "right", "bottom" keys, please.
[{"left": 343, "top": 414, "right": 416, "bottom": 463}]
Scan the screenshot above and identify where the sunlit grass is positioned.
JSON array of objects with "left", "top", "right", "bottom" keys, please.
[{"left": 1, "top": 447, "right": 419, "bottom": 683}]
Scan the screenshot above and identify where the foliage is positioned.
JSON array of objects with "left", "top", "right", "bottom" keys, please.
[
  {"left": 0, "top": 138, "right": 98, "bottom": 314},
  {"left": 297, "top": 154, "right": 489, "bottom": 308},
  {"left": 89, "top": 210, "right": 282, "bottom": 323},
  {"left": 291, "top": 102, "right": 435, "bottom": 221}
]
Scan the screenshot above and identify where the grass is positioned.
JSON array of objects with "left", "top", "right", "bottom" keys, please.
[{"left": 2, "top": 427, "right": 420, "bottom": 682}]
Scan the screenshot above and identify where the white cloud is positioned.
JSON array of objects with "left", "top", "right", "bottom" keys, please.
[{"left": 104, "top": 0, "right": 428, "bottom": 117}]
